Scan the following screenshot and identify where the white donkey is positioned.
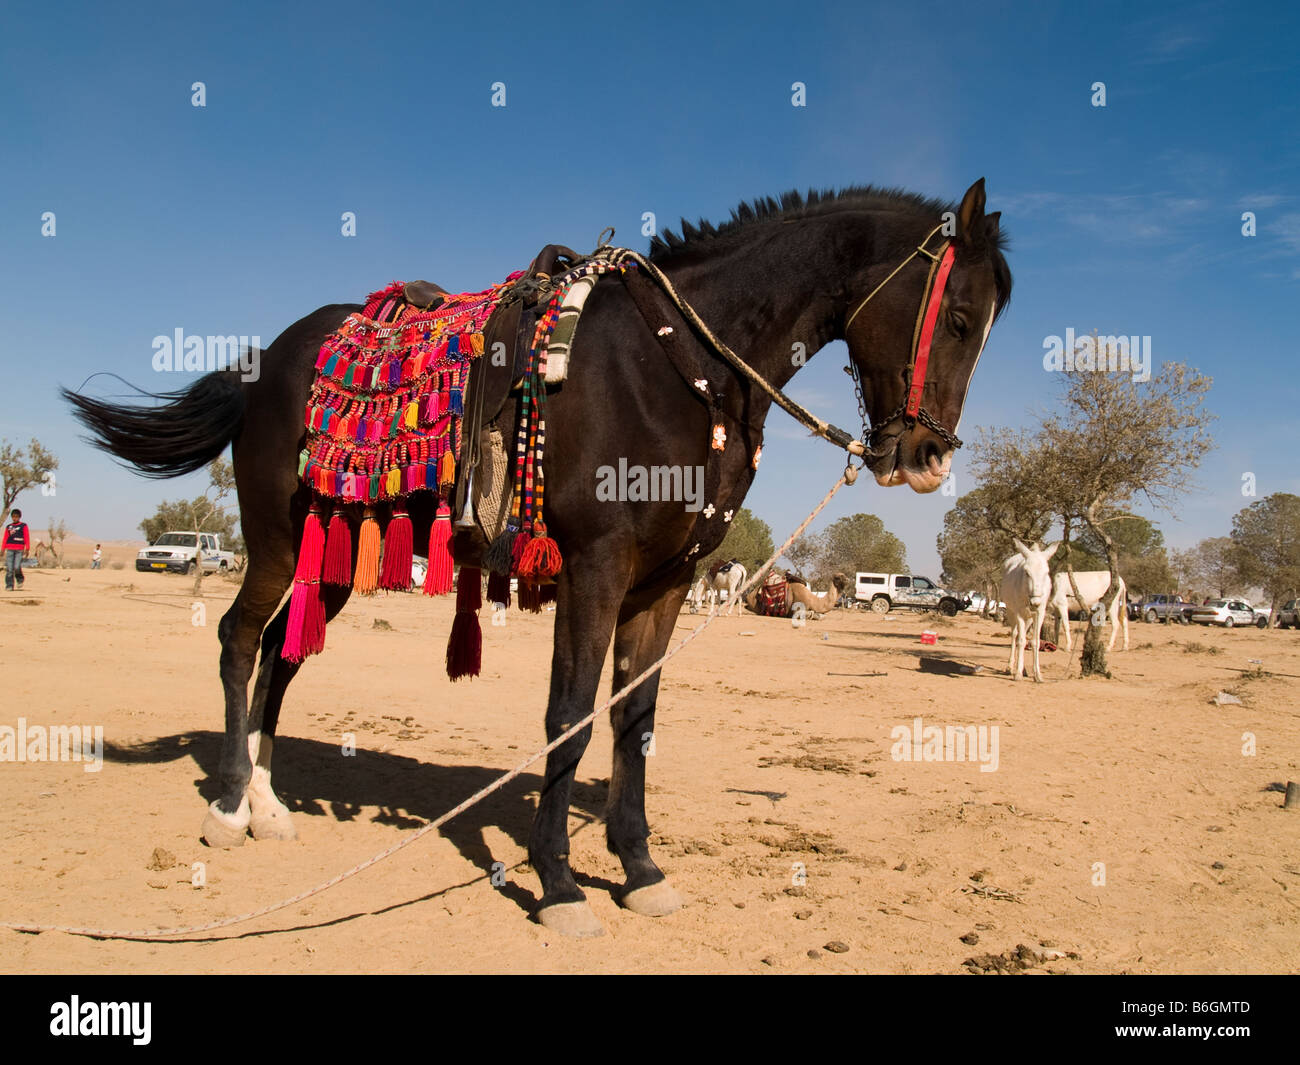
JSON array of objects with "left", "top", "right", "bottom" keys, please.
[
  {"left": 687, "top": 576, "right": 711, "bottom": 614},
  {"left": 709, "top": 561, "right": 747, "bottom": 615},
  {"left": 1001, "top": 540, "right": 1059, "bottom": 682},
  {"left": 688, "top": 562, "right": 748, "bottom": 614},
  {"left": 1049, "top": 571, "right": 1129, "bottom": 652}
]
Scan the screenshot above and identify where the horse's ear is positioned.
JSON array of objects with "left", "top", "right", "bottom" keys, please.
[
  {"left": 1013, "top": 537, "right": 1030, "bottom": 556},
  {"left": 1044, "top": 541, "right": 1060, "bottom": 560},
  {"left": 985, "top": 211, "right": 1001, "bottom": 241},
  {"left": 956, "top": 178, "right": 987, "bottom": 249}
]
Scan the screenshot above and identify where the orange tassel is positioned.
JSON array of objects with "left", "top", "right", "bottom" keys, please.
[
  {"left": 517, "top": 520, "right": 562, "bottom": 579},
  {"left": 354, "top": 508, "right": 381, "bottom": 595}
]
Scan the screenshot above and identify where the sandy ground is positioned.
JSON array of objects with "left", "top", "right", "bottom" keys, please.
[{"left": 1, "top": 566, "right": 1297, "bottom": 974}]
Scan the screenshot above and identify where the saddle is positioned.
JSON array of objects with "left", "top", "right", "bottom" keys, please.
[
  {"left": 450, "top": 244, "right": 589, "bottom": 561},
  {"left": 758, "top": 572, "right": 788, "bottom": 618}
]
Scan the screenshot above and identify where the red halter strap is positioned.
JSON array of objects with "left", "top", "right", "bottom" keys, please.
[{"left": 905, "top": 242, "right": 955, "bottom": 419}]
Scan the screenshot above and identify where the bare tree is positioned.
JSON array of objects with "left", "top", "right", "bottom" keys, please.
[
  {"left": 1038, "top": 359, "right": 1214, "bottom": 675},
  {"left": 46, "top": 519, "right": 68, "bottom": 569}
]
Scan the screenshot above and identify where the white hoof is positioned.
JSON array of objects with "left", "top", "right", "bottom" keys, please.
[
  {"left": 536, "top": 901, "right": 606, "bottom": 938},
  {"left": 201, "top": 797, "right": 250, "bottom": 848},
  {"left": 621, "top": 880, "right": 684, "bottom": 917},
  {"left": 249, "top": 804, "right": 298, "bottom": 841}
]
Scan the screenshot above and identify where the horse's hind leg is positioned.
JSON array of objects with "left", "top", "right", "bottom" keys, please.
[
  {"left": 606, "top": 567, "right": 694, "bottom": 918},
  {"left": 204, "top": 557, "right": 294, "bottom": 847},
  {"left": 244, "top": 581, "right": 354, "bottom": 840}
]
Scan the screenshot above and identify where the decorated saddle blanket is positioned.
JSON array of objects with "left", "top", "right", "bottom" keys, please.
[
  {"left": 283, "top": 254, "right": 637, "bottom": 676},
  {"left": 758, "top": 572, "right": 788, "bottom": 617},
  {"left": 298, "top": 276, "right": 520, "bottom": 505}
]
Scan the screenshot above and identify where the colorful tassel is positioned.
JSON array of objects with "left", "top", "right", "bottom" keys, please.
[
  {"left": 424, "top": 503, "right": 454, "bottom": 595},
  {"left": 446, "top": 566, "right": 482, "bottom": 681},
  {"left": 354, "top": 508, "right": 381, "bottom": 595},
  {"left": 323, "top": 511, "right": 353, "bottom": 586},
  {"left": 379, "top": 508, "right": 414, "bottom": 590},
  {"left": 517, "top": 519, "right": 562, "bottom": 579}
]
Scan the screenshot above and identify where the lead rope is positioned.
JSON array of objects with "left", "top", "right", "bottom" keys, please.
[{"left": 0, "top": 473, "right": 852, "bottom": 941}]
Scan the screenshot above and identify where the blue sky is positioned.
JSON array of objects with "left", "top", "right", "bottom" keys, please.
[{"left": 2, "top": 0, "right": 1297, "bottom": 576}]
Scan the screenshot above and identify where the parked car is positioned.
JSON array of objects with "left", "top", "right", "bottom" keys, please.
[
  {"left": 1278, "top": 600, "right": 1300, "bottom": 629},
  {"left": 1137, "top": 593, "right": 1193, "bottom": 624},
  {"left": 854, "top": 573, "right": 969, "bottom": 616},
  {"left": 1188, "top": 599, "right": 1268, "bottom": 628},
  {"left": 136, "top": 531, "right": 237, "bottom": 574}
]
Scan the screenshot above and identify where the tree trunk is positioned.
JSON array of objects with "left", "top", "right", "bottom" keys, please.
[
  {"left": 1078, "top": 514, "right": 1121, "bottom": 678},
  {"left": 192, "top": 546, "right": 204, "bottom": 597}
]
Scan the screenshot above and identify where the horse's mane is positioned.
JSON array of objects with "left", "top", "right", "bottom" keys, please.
[{"left": 649, "top": 185, "right": 1013, "bottom": 318}]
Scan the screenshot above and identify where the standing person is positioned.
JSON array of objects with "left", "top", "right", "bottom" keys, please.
[
  {"left": 92, "top": 544, "right": 102, "bottom": 569},
  {"left": 3, "top": 509, "right": 30, "bottom": 590}
]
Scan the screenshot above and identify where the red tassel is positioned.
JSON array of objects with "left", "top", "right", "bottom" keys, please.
[
  {"left": 322, "top": 511, "right": 353, "bottom": 586},
  {"left": 283, "top": 506, "right": 329, "bottom": 662},
  {"left": 486, "top": 569, "right": 511, "bottom": 608},
  {"left": 379, "top": 508, "right": 414, "bottom": 590},
  {"left": 294, "top": 505, "right": 326, "bottom": 582},
  {"left": 510, "top": 530, "right": 530, "bottom": 574},
  {"left": 423, "top": 503, "right": 454, "bottom": 596},
  {"left": 518, "top": 579, "right": 543, "bottom": 613},
  {"left": 446, "top": 566, "right": 482, "bottom": 681},
  {"left": 517, "top": 520, "right": 562, "bottom": 579}
]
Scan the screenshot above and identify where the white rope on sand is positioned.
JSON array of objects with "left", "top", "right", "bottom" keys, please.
[{"left": 0, "top": 472, "right": 853, "bottom": 941}]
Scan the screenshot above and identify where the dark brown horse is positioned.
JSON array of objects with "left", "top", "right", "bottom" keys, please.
[{"left": 65, "top": 180, "right": 1011, "bottom": 936}]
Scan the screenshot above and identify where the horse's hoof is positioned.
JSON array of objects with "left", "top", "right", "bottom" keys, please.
[
  {"left": 620, "top": 880, "right": 684, "bottom": 917},
  {"left": 536, "top": 901, "right": 606, "bottom": 938},
  {"left": 201, "top": 798, "right": 250, "bottom": 848},
  {"left": 249, "top": 808, "right": 298, "bottom": 841}
]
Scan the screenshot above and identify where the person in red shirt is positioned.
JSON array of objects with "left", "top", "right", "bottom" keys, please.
[{"left": 3, "top": 509, "right": 30, "bottom": 590}]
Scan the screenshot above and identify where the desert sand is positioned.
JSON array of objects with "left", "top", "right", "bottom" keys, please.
[{"left": 1, "top": 565, "right": 1297, "bottom": 974}]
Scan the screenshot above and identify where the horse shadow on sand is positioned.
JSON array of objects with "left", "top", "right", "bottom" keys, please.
[{"left": 101, "top": 732, "right": 612, "bottom": 930}]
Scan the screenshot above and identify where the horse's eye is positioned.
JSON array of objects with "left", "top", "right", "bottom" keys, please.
[{"left": 949, "top": 311, "right": 969, "bottom": 340}]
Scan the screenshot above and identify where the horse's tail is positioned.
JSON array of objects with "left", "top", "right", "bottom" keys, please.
[{"left": 62, "top": 369, "right": 246, "bottom": 479}]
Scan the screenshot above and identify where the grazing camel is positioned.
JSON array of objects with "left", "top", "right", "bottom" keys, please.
[
  {"left": 1001, "top": 540, "right": 1057, "bottom": 682},
  {"left": 747, "top": 572, "right": 847, "bottom": 618}
]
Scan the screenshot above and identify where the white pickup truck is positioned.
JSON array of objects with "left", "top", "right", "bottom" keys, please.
[
  {"left": 855, "top": 572, "right": 970, "bottom": 616},
  {"left": 136, "top": 532, "right": 237, "bottom": 574}
]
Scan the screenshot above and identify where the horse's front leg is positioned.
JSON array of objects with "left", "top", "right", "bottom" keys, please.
[
  {"left": 606, "top": 567, "right": 695, "bottom": 918},
  {"left": 530, "top": 556, "right": 627, "bottom": 938}
]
